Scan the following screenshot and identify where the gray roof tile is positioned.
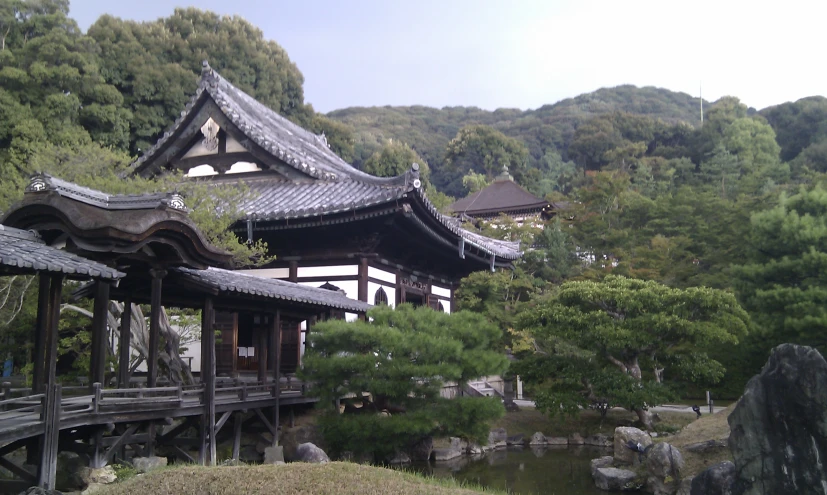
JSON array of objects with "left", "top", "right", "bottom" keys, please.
[
  {"left": 175, "top": 267, "right": 372, "bottom": 313},
  {"left": 0, "top": 225, "right": 124, "bottom": 280}
]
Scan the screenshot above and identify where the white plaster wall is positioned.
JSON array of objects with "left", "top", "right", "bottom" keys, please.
[
  {"left": 298, "top": 265, "right": 358, "bottom": 277},
  {"left": 226, "top": 135, "right": 247, "bottom": 153},
  {"left": 368, "top": 281, "right": 395, "bottom": 308},
  {"left": 368, "top": 266, "right": 396, "bottom": 284},
  {"left": 182, "top": 139, "right": 218, "bottom": 159},
  {"left": 431, "top": 285, "right": 451, "bottom": 298}
]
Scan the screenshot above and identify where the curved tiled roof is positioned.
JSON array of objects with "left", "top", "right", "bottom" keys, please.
[
  {"left": 0, "top": 225, "right": 124, "bottom": 280},
  {"left": 448, "top": 178, "right": 549, "bottom": 217},
  {"left": 175, "top": 267, "right": 371, "bottom": 313},
  {"left": 130, "top": 62, "right": 522, "bottom": 262}
]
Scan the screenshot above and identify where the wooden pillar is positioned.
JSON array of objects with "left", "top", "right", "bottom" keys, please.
[
  {"left": 257, "top": 320, "right": 267, "bottom": 383},
  {"left": 37, "top": 383, "right": 61, "bottom": 490},
  {"left": 44, "top": 275, "right": 63, "bottom": 389},
  {"left": 288, "top": 261, "right": 298, "bottom": 282},
  {"left": 271, "top": 310, "right": 281, "bottom": 447},
  {"left": 232, "top": 412, "right": 242, "bottom": 461},
  {"left": 118, "top": 298, "right": 132, "bottom": 388},
  {"left": 357, "top": 257, "right": 368, "bottom": 303},
  {"left": 450, "top": 287, "right": 457, "bottom": 313},
  {"left": 147, "top": 269, "right": 166, "bottom": 388},
  {"left": 304, "top": 317, "right": 314, "bottom": 355},
  {"left": 32, "top": 273, "right": 51, "bottom": 394},
  {"left": 200, "top": 297, "right": 216, "bottom": 465},
  {"left": 90, "top": 281, "right": 111, "bottom": 389}
]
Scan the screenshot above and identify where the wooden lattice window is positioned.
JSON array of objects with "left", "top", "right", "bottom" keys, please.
[{"left": 374, "top": 287, "right": 389, "bottom": 305}]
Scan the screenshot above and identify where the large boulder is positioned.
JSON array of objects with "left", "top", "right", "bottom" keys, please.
[
  {"left": 646, "top": 442, "right": 684, "bottom": 479},
  {"left": 263, "top": 446, "right": 285, "bottom": 465},
  {"left": 76, "top": 466, "right": 116, "bottom": 486},
  {"left": 593, "top": 467, "right": 641, "bottom": 491},
  {"left": 645, "top": 443, "right": 684, "bottom": 495},
  {"left": 728, "top": 344, "right": 827, "bottom": 494},
  {"left": 590, "top": 456, "right": 614, "bottom": 477},
  {"left": 547, "top": 436, "right": 568, "bottom": 445},
  {"left": 569, "top": 433, "right": 585, "bottom": 445},
  {"left": 690, "top": 461, "right": 735, "bottom": 495},
  {"left": 132, "top": 456, "right": 167, "bottom": 473},
  {"left": 295, "top": 442, "right": 330, "bottom": 463},
  {"left": 433, "top": 448, "right": 463, "bottom": 461},
  {"left": 614, "top": 427, "right": 652, "bottom": 464}
]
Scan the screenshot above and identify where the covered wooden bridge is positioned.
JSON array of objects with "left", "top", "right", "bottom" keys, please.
[{"left": 0, "top": 175, "right": 370, "bottom": 492}]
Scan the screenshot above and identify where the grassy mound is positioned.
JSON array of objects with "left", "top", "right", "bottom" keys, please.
[
  {"left": 664, "top": 402, "right": 737, "bottom": 477},
  {"left": 96, "top": 462, "right": 500, "bottom": 495}
]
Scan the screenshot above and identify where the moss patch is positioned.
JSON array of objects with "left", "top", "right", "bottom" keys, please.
[{"left": 95, "top": 462, "right": 502, "bottom": 495}]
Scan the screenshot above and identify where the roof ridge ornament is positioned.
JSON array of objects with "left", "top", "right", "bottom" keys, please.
[
  {"left": 495, "top": 164, "right": 513, "bottom": 182},
  {"left": 27, "top": 173, "right": 52, "bottom": 193},
  {"left": 410, "top": 163, "right": 422, "bottom": 189}
]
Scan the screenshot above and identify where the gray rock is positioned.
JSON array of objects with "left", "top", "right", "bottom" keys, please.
[
  {"left": 132, "top": 456, "right": 167, "bottom": 474},
  {"left": 614, "top": 427, "right": 652, "bottom": 464},
  {"left": 433, "top": 447, "right": 463, "bottom": 461},
  {"left": 408, "top": 436, "right": 433, "bottom": 462},
  {"left": 569, "top": 432, "right": 585, "bottom": 445},
  {"left": 449, "top": 437, "right": 467, "bottom": 452},
  {"left": 263, "top": 446, "right": 285, "bottom": 465},
  {"left": 683, "top": 439, "right": 728, "bottom": 453},
  {"left": 506, "top": 433, "right": 524, "bottom": 445},
  {"left": 593, "top": 467, "right": 640, "bottom": 491},
  {"left": 547, "top": 436, "right": 568, "bottom": 445},
  {"left": 646, "top": 442, "right": 684, "bottom": 480},
  {"left": 487, "top": 428, "right": 507, "bottom": 450},
  {"left": 728, "top": 344, "right": 827, "bottom": 495},
  {"left": 466, "top": 443, "right": 484, "bottom": 455},
  {"left": 77, "top": 466, "right": 116, "bottom": 485},
  {"left": 295, "top": 442, "right": 330, "bottom": 463},
  {"left": 677, "top": 477, "right": 694, "bottom": 495},
  {"left": 690, "top": 461, "right": 734, "bottom": 495},
  {"left": 590, "top": 455, "right": 614, "bottom": 478},
  {"left": 387, "top": 451, "right": 411, "bottom": 464},
  {"left": 529, "top": 432, "right": 547, "bottom": 445},
  {"left": 586, "top": 434, "right": 613, "bottom": 448}
]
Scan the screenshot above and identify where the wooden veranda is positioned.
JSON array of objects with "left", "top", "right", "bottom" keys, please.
[{"left": 0, "top": 175, "right": 370, "bottom": 492}]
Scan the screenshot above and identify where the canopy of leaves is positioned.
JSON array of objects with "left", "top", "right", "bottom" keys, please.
[{"left": 300, "top": 304, "right": 507, "bottom": 459}]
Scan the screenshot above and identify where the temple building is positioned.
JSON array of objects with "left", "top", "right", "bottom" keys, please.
[
  {"left": 447, "top": 166, "right": 555, "bottom": 223},
  {"left": 132, "top": 61, "right": 521, "bottom": 323}
]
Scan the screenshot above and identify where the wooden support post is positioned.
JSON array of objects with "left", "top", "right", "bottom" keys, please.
[
  {"left": 147, "top": 422, "right": 156, "bottom": 457},
  {"left": 31, "top": 273, "right": 51, "bottom": 394},
  {"left": 37, "top": 383, "right": 61, "bottom": 490},
  {"left": 358, "top": 257, "right": 368, "bottom": 303},
  {"left": 118, "top": 297, "right": 132, "bottom": 388},
  {"left": 289, "top": 406, "right": 295, "bottom": 428},
  {"left": 450, "top": 287, "right": 457, "bottom": 314},
  {"left": 44, "top": 275, "right": 63, "bottom": 389},
  {"left": 288, "top": 261, "right": 298, "bottom": 282},
  {"left": 90, "top": 427, "right": 104, "bottom": 469},
  {"left": 147, "top": 269, "right": 166, "bottom": 388},
  {"left": 232, "top": 412, "right": 242, "bottom": 461},
  {"left": 272, "top": 310, "right": 281, "bottom": 447},
  {"left": 200, "top": 297, "right": 216, "bottom": 465},
  {"left": 257, "top": 323, "right": 267, "bottom": 384},
  {"left": 90, "top": 281, "right": 111, "bottom": 390}
]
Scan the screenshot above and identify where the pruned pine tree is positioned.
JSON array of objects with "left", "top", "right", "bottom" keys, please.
[{"left": 300, "top": 304, "right": 508, "bottom": 461}]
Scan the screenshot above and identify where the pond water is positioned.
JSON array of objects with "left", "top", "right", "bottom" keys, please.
[{"left": 407, "top": 446, "right": 612, "bottom": 495}]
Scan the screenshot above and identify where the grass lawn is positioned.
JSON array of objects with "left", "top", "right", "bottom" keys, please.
[
  {"left": 97, "top": 462, "right": 503, "bottom": 495},
  {"left": 491, "top": 406, "right": 696, "bottom": 438}
]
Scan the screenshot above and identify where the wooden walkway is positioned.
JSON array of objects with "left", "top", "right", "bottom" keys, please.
[{"left": 0, "top": 380, "right": 315, "bottom": 493}]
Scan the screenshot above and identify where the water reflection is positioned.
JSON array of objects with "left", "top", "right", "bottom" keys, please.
[{"left": 407, "top": 446, "right": 612, "bottom": 495}]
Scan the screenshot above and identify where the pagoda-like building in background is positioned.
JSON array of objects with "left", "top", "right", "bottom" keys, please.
[
  {"left": 133, "top": 62, "right": 520, "bottom": 330},
  {"left": 448, "top": 166, "right": 554, "bottom": 223}
]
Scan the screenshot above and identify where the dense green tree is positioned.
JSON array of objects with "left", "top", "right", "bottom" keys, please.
[
  {"left": 300, "top": 304, "right": 507, "bottom": 460},
  {"left": 88, "top": 8, "right": 313, "bottom": 154},
  {"left": 362, "top": 140, "right": 430, "bottom": 184},
  {"left": 760, "top": 96, "right": 827, "bottom": 163},
  {"left": 517, "top": 276, "right": 749, "bottom": 429}
]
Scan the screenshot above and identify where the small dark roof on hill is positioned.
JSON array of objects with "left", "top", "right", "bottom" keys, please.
[
  {"left": 175, "top": 267, "right": 371, "bottom": 313},
  {"left": 448, "top": 175, "right": 549, "bottom": 217},
  {"left": 0, "top": 225, "right": 124, "bottom": 280}
]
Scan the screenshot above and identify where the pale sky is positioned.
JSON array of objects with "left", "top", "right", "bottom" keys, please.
[{"left": 70, "top": 0, "right": 826, "bottom": 113}]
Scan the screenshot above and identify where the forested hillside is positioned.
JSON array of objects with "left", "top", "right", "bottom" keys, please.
[{"left": 2, "top": 1, "right": 827, "bottom": 397}]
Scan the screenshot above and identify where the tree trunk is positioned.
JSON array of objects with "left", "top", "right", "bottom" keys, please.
[{"left": 635, "top": 407, "right": 654, "bottom": 431}]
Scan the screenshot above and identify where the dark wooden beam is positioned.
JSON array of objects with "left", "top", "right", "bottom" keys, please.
[
  {"left": 31, "top": 273, "right": 51, "bottom": 394},
  {"left": 118, "top": 298, "right": 132, "bottom": 389},
  {"left": 213, "top": 411, "right": 231, "bottom": 436},
  {"left": 37, "top": 384, "right": 61, "bottom": 490},
  {"left": 44, "top": 276, "right": 63, "bottom": 389},
  {"left": 272, "top": 310, "right": 281, "bottom": 447},
  {"left": 357, "top": 257, "right": 368, "bottom": 303},
  {"left": 257, "top": 323, "right": 267, "bottom": 384},
  {"left": 288, "top": 261, "right": 298, "bottom": 282},
  {"left": 200, "top": 297, "right": 216, "bottom": 466},
  {"left": 0, "top": 456, "right": 35, "bottom": 483},
  {"left": 147, "top": 270, "right": 166, "bottom": 388},
  {"left": 90, "top": 281, "right": 111, "bottom": 389},
  {"left": 232, "top": 412, "right": 242, "bottom": 461}
]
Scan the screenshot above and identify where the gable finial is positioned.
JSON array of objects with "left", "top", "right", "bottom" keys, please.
[
  {"left": 201, "top": 59, "right": 211, "bottom": 75},
  {"left": 495, "top": 163, "right": 513, "bottom": 182}
]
